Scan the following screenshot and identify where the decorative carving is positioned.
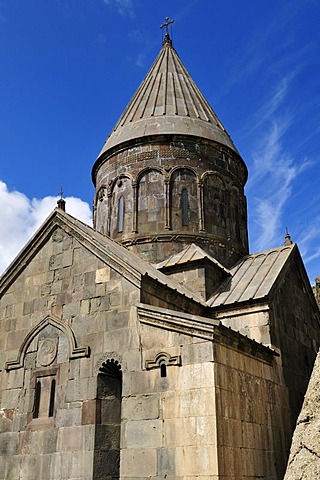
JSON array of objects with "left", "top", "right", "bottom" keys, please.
[
  {"left": 5, "top": 315, "right": 90, "bottom": 371},
  {"left": 37, "top": 338, "right": 58, "bottom": 367},
  {"left": 145, "top": 352, "right": 181, "bottom": 370}
]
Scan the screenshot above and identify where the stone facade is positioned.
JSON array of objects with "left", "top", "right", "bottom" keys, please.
[{"left": 1, "top": 31, "right": 320, "bottom": 480}]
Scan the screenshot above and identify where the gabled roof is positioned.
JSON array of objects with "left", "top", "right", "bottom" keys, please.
[
  {"left": 207, "top": 244, "right": 296, "bottom": 307},
  {"left": 0, "top": 208, "right": 206, "bottom": 307},
  {"left": 97, "top": 35, "right": 239, "bottom": 158},
  {"left": 154, "top": 243, "right": 231, "bottom": 275}
]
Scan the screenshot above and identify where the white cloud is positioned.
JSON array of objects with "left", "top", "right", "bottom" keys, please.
[
  {"left": 103, "top": 0, "right": 135, "bottom": 18},
  {"left": 0, "top": 181, "right": 92, "bottom": 275}
]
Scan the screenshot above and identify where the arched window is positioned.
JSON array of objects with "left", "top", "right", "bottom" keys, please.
[
  {"left": 118, "top": 196, "right": 124, "bottom": 232},
  {"left": 181, "top": 188, "right": 188, "bottom": 226},
  {"left": 94, "top": 359, "right": 122, "bottom": 478}
]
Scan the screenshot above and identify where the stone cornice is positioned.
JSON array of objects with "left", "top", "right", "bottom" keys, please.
[{"left": 137, "top": 303, "right": 277, "bottom": 364}]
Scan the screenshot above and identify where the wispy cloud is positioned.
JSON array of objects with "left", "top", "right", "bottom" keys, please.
[
  {"left": 246, "top": 73, "right": 311, "bottom": 252},
  {"left": 103, "top": 0, "right": 135, "bottom": 18},
  {"left": 0, "top": 181, "right": 92, "bottom": 274},
  {"left": 248, "top": 119, "right": 309, "bottom": 251}
]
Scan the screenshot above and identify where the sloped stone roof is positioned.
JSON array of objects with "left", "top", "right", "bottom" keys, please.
[
  {"left": 154, "top": 243, "right": 231, "bottom": 275},
  {"left": 97, "top": 35, "right": 239, "bottom": 157},
  {"left": 0, "top": 208, "right": 206, "bottom": 307},
  {"left": 207, "top": 244, "right": 296, "bottom": 307}
]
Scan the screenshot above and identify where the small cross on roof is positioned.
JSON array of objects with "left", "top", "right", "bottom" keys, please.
[{"left": 160, "top": 17, "right": 174, "bottom": 35}]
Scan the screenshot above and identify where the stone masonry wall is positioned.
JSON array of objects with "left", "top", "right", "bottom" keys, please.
[
  {"left": 215, "top": 343, "right": 291, "bottom": 479},
  {"left": 121, "top": 322, "right": 219, "bottom": 479},
  {"left": 0, "top": 226, "right": 141, "bottom": 480}
]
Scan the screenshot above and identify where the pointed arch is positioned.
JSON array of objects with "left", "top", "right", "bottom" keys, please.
[{"left": 5, "top": 315, "right": 90, "bottom": 371}]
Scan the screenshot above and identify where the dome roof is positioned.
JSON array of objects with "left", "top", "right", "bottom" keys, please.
[{"left": 98, "top": 35, "right": 239, "bottom": 157}]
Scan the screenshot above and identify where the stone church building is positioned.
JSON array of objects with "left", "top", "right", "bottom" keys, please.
[{"left": 1, "top": 29, "right": 320, "bottom": 480}]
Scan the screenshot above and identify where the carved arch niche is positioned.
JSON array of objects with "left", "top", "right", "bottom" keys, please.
[
  {"left": 170, "top": 168, "right": 198, "bottom": 231},
  {"left": 93, "top": 358, "right": 122, "bottom": 479},
  {"left": 137, "top": 168, "right": 165, "bottom": 233},
  {"left": 203, "top": 173, "right": 228, "bottom": 236},
  {"left": 5, "top": 316, "right": 89, "bottom": 371},
  {"left": 5, "top": 316, "right": 89, "bottom": 424},
  {"left": 109, "top": 176, "right": 133, "bottom": 238}
]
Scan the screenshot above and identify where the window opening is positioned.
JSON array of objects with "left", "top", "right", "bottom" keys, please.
[
  {"left": 181, "top": 188, "right": 188, "bottom": 225},
  {"left": 48, "top": 378, "right": 56, "bottom": 417},
  {"left": 32, "top": 373, "right": 57, "bottom": 420},
  {"left": 118, "top": 196, "right": 124, "bottom": 232},
  {"left": 33, "top": 380, "right": 41, "bottom": 418},
  {"left": 160, "top": 363, "right": 167, "bottom": 378}
]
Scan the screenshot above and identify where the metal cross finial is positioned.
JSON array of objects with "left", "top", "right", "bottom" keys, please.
[
  {"left": 160, "top": 17, "right": 174, "bottom": 35},
  {"left": 58, "top": 187, "right": 64, "bottom": 199}
]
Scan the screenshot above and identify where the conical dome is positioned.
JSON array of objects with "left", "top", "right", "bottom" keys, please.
[
  {"left": 92, "top": 33, "right": 248, "bottom": 268},
  {"left": 97, "top": 35, "right": 238, "bottom": 158}
]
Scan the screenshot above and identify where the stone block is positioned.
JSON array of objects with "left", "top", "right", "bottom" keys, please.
[
  {"left": 182, "top": 341, "right": 214, "bottom": 365},
  {"left": 7, "top": 328, "right": 29, "bottom": 350},
  {"left": 179, "top": 362, "right": 215, "bottom": 390},
  {"left": 80, "top": 299, "right": 90, "bottom": 315},
  {"left": 122, "top": 394, "right": 159, "bottom": 421},
  {"left": 93, "top": 449, "right": 120, "bottom": 477},
  {"left": 0, "top": 408, "right": 14, "bottom": 433},
  {"left": 130, "top": 370, "right": 158, "bottom": 395},
  {"left": 82, "top": 399, "right": 98, "bottom": 425},
  {"left": 164, "top": 416, "right": 197, "bottom": 447},
  {"left": 62, "top": 250, "right": 73, "bottom": 267},
  {"left": 63, "top": 301, "right": 80, "bottom": 319},
  {"left": 0, "top": 431, "right": 19, "bottom": 455},
  {"left": 55, "top": 406, "right": 82, "bottom": 427},
  {"left": 6, "top": 368, "right": 24, "bottom": 389},
  {"left": 158, "top": 448, "right": 176, "bottom": 477},
  {"left": 175, "top": 445, "right": 218, "bottom": 476},
  {"left": 57, "top": 426, "right": 85, "bottom": 452},
  {"left": 96, "top": 267, "right": 111, "bottom": 283},
  {"left": 1, "top": 388, "right": 21, "bottom": 409},
  {"left": 49, "top": 253, "right": 63, "bottom": 270},
  {"left": 162, "top": 388, "right": 216, "bottom": 418},
  {"left": 121, "top": 448, "right": 157, "bottom": 477},
  {"left": 124, "top": 419, "right": 162, "bottom": 448},
  {"left": 65, "top": 377, "right": 97, "bottom": 402},
  {"left": 5, "top": 454, "right": 22, "bottom": 479},
  {"left": 95, "top": 424, "right": 120, "bottom": 451}
]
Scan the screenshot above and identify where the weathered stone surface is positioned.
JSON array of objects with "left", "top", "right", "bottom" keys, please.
[{"left": 284, "top": 349, "right": 320, "bottom": 479}]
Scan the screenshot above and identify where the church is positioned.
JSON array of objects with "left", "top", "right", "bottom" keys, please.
[{"left": 1, "top": 23, "right": 320, "bottom": 480}]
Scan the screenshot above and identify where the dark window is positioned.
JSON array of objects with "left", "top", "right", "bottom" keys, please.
[
  {"left": 160, "top": 363, "right": 167, "bottom": 378},
  {"left": 48, "top": 378, "right": 56, "bottom": 417},
  {"left": 32, "top": 374, "right": 56, "bottom": 419},
  {"left": 118, "top": 196, "right": 124, "bottom": 232},
  {"left": 181, "top": 188, "right": 188, "bottom": 225},
  {"left": 33, "top": 380, "right": 41, "bottom": 418}
]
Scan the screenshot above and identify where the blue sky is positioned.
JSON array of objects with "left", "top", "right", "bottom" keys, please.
[{"left": 0, "top": 0, "right": 319, "bottom": 283}]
